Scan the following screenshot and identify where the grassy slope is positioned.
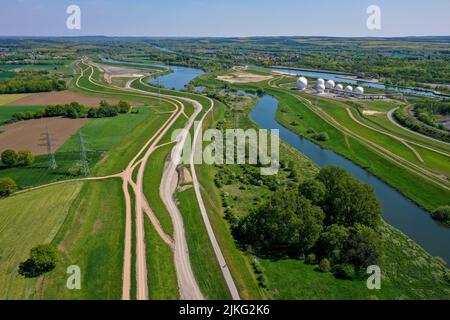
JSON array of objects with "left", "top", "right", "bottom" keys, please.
[
  {"left": 0, "top": 182, "right": 83, "bottom": 299},
  {"left": 144, "top": 217, "right": 178, "bottom": 300},
  {"left": 39, "top": 179, "right": 125, "bottom": 299},
  {"left": 177, "top": 188, "right": 232, "bottom": 300},
  {"left": 269, "top": 88, "right": 450, "bottom": 211}
]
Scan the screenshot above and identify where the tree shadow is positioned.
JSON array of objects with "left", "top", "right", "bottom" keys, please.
[{"left": 18, "top": 259, "right": 54, "bottom": 278}]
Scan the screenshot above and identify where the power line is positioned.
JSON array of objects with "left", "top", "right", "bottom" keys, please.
[
  {"left": 45, "top": 126, "right": 57, "bottom": 170},
  {"left": 79, "top": 130, "right": 90, "bottom": 176}
]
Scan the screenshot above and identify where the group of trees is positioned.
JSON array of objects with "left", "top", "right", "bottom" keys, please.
[
  {"left": 0, "top": 177, "right": 17, "bottom": 197},
  {"left": 394, "top": 106, "right": 450, "bottom": 143},
  {"left": 413, "top": 101, "right": 450, "bottom": 131},
  {"left": 1, "top": 149, "right": 34, "bottom": 167},
  {"left": 233, "top": 166, "right": 382, "bottom": 280},
  {"left": 432, "top": 206, "right": 450, "bottom": 226},
  {"left": 0, "top": 79, "right": 66, "bottom": 94},
  {"left": 7, "top": 100, "right": 132, "bottom": 124},
  {"left": 19, "top": 244, "right": 60, "bottom": 278}
]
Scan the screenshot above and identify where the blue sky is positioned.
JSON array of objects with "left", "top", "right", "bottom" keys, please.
[{"left": 1, "top": 0, "right": 449, "bottom": 37}]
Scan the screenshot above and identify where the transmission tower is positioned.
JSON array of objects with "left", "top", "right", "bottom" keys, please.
[
  {"left": 79, "top": 130, "right": 90, "bottom": 176},
  {"left": 45, "top": 126, "right": 58, "bottom": 170}
]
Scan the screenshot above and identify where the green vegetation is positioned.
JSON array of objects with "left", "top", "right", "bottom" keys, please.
[
  {"left": 394, "top": 105, "right": 450, "bottom": 142},
  {"left": 18, "top": 244, "right": 60, "bottom": 278},
  {"left": 1, "top": 149, "right": 34, "bottom": 167},
  {"left": 432, "top": 206, "right": 450, "bottom": 225},
  {"left": 177, "top": 188, "right": 232, "bottom": 299},
  {"left": 0, "top": 177, "right": 17, "bottom": 196},
  {"left": 234, "top": 167, "right": 382, "bottom": 278},
  {"left": 0, "top": 78, "right": 66, "bottom": 94},
  {"left": 40, "top": 179, "right": 125, "bottom": 299},
  {"left": 0, "top": 182, "right": 83, "bottom": 299},
  {"left": 144, "top": 215, "right": 178, "bottom": 300}
]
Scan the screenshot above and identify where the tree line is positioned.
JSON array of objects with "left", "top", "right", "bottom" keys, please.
[
  {"left": 6, "top": 100, "right": 132, "bottom": 124},
  {"left": 0, "top": 79, "right": 66, "bottom": 94},
  {"left": 394, "top": 106, "right": 450, "bottom": 143},
  {"left": 233, "top": 166, "right": 382, "bottom": 280}
]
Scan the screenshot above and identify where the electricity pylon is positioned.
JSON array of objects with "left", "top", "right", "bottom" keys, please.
[
  {"left": 45, "top": 126, "right": 57, "bottom": 170},
  {"left": 79, "top": 130, "right": 90, "bottom": 176}
]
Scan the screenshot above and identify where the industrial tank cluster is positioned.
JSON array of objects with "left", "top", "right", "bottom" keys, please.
[{"left": 297, "top": 76, "right": 364, "bottom": 96}]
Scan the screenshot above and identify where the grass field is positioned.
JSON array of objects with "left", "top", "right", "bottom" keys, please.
[
  {"left": 0, "top": 94, "right": 30, "bottom": 106},
  {"left": 177, "top": 187, "right": 232, "bottom": 300},
  {"left": 39, "top": 179, "right": 126, "bottom": 300},
  {"left": 144, "top": 217, "right": 179, "bottom": 300},
  {"left": 0, "top": 182, "right": 83, "bottom": 300},
  {"left": 261, "top": 222, "right": 450, "bottom": 300},
  {"left": 0, "top": 105, "right": 44, "bottom": 122}
]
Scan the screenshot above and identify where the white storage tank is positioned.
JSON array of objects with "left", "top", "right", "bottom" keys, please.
[
  {"left": 296, "top": 77, "right": 308, "bottom": 91},
  {"left": 316, "top": 84, "right": 326, "bottom": 93},
  {"left": 355, "top": 86, "right": 364, "bottom": 95},
  {"left": 317, "top": 78, "right": 325, "bottom": 86},
  {"left": 345, "top": 85, "right": 353, "bottom": 93},
  {"left": 325, "top": 80, "right": 335, "bottom": 89},
  {"left": 336, "top": 84, "right": 344, "bottom": 91}
]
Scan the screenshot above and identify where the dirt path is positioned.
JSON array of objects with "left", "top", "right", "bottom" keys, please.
[{"left": 189, "top": 98, "right": 241, "bottom": 300}]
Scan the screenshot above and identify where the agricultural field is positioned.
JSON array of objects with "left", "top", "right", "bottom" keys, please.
[{"left": 0, "top": 94, "right": 29, "bottom": 106}]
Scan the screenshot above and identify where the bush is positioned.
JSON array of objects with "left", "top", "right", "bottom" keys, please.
[
  {"left": 314, "top": 132, "right": 329, "bottom": 141},
  {"left": 319, "top": 258, "right": 331, "bottom": 272},
  {"left": 19, "top": 244, "right": 60, "bottom": 278},
  {"left": 305, "top": 253, "right": 317, "bottom": 265},
  {"left": 0, "top": 178, "right": 17, "bottom": 197},
  {"left": 117, "top": 100, "right": 131, "bottom": 113},
  {"left": 432, "top": 206, "right": 450, "bottom": 224},
  {"left": 1, "top": 149, "right": 18, "bottom": 167},
  {"left": 16, "top": 150, "right": 34, "bottom": 166},
  {"left": 67, "top": 162, "right": 84, "bottom": 177},
  {"left": 332, "top": 264, "right": 356, "bottom": 280}
]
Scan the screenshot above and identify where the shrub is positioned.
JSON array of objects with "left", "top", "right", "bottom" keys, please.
[
  {"left": 19, "top": 244, "right": 60, "bottom": 278},
  {"left": 432, "top": 206, "right": 450, "bottom": 224},
  {"left": 67, "top": 162, "right": 84, "bottom": 177},
  {"left": 319, "top": 258, "right": 331, "bottom": 273},
  {"left": 0, "top": 178, "right": 17, "bottom": 197},
  {"left": 16, "top": 150, "right": 34, "bottom": 166},
  {"left": 314, "top": 132, "right": 329, "bottom": 141},
  {"left": 117, "top": 100, "right": 131, "bottom": 113},
  {"left": 305, "top": 253, "right": 317, "bottom": 265},
  {"left": 332, "top": 264, "right": 356, "bottom": 280},
  {"left": 1, "top": 149, "right": 18, "bottom": 167}
]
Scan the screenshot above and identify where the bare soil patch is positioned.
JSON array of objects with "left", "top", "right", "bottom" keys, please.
[
  {"left": 362, "top": 110, "right": 385, "bottom": 116},
  {"left": 218, "top": 72, "right": 273, "bottom": 84},
  {"left": 0, "top": 117, "right": 88, "bottom": 155},
  {"left": 6, "top": 91, "right": 143, "bottom": 107}
]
